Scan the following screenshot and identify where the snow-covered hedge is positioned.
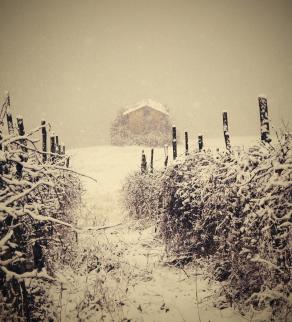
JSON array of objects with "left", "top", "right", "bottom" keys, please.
[
  {"left": 0, "top": 121, "right": 82, "bottom": 320},
  {"left": 122, "top": 170, "right": 162, "bottom": 221},
  {"left": 123, "top": 132, "right": 292, "bottom": 321}
]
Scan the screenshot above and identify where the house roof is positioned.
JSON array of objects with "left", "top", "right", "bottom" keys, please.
[{"left": 123, "top": 99, "right": 169, "bottom": 116}]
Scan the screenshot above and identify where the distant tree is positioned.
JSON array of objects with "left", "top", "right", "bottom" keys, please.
[{"left": 110, "top": 109, "right": 130, "bottom": 145}]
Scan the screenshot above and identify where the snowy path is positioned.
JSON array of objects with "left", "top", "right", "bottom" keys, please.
[{"left": 58, "top": 145, "right": 249, "bottom": 322}]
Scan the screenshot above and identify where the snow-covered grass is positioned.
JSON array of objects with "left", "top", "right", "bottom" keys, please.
[{"left": 1, "top": 130, "right": 286, "bottom": 321}]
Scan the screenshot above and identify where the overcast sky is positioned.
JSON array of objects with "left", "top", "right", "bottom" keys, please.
[{"left": 0, "top": 0, "right": 291, "bottom": 148}]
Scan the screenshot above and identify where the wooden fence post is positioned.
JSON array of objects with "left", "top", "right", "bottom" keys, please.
[
  {"left": 16, "top": 116, "right": 27, "bottom": 179},
  {"left": 66, "top": 156, "right": 70, "bottom": 168},
  {"left": 185, "top": 131, "right": 189, "bottom": 156},
  {"left": 33, "top": 241, "right": 44, "bottom": 272},
  {"left": 141, "top": 150, "right": 147, "bottom": 173},
  {"left": 223, "top": 111, "right": 231, "bottom": 150},
  {"left": 55, "top": 135, "right": 59, "bottom": 154},
  {"left": 258, "top": 96, "right": 271, "bottom": 143},
  {"left": 6, "top": 112, "right": 14, "bottom": 135},
  {"left": 172, "top": 125, "right": 177, "bottom": 160},
  {"left": 50, "top": 135, "right": 56, "bottom": 162},
  {"left": 150, "top": 148, "right": 154, "bottom": 173},
  {"left": 41, "top": 120, "right": 47, "bottom": 163},
  {"left": 5, "top": 93, "right": 14, "bottom": 135},
  {"left": 16, "top": 116, "right": 25, "bottom": 136},
  {"left": 198, "top": 134, "right": 203, "bottom": 151},
  {"left": 164, "top": 144, "right": 168, "bottom": 168},
  {"left": 16, "top": 116, "right": 27, "bottom": 152},
  {"left": 15, "top": 160, "right": 23, "bottom": 180},
  {"left": 6, "top": 92, "right": 10, "bottom": 106},
  {"left": 0, "top": 129, "right": 2, "bottom": 151}
]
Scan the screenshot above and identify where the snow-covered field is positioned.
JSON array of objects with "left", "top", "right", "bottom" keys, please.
[{"left": 53, "top": 143, "right": 258, "bottom": 321}]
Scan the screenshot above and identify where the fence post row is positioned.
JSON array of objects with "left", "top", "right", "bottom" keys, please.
[
  {"left": 198, "top": 134, "right": 203, "bottom": 151},
  {"left": 185, "top": 131, "right": 189, "bottom": 156},
  {"left": 258, "top": 96, "right": 271, "bottom": 143},
  {"left": 141, "top": 150, "right": 147, "bottom": 173},
  {"left": 222, "top": 111, "right": 231, "bottom": 151},
  {"left": 136, "top": 96, "right": 276, "bottom": 169},
  {"left": 172, "top": 125, "right": 177, "bottom": 160}
]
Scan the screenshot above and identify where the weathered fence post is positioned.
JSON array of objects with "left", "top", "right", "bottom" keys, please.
[
  {"left": 50, "top": 135, "right": 56, "bottom": 162},
  {"left": 185, "top": 131, "right": 189, "bottom": 156},
  {"left": 16, "top": 116, "right": 27, "bottom": 179},
  {"left": 5, "top": 93, "right": 14, "bottom": 135},
  {"left": 50, "top": 135, "right": 55, "bottom": 154},
  {"left": 55, "top": 135, "right": 59, "bottom": 154},
  {"left": 198, "top": 134, "right": 203, "bottom": 151},
  {"left": 223, "top": 111, "right": 231, "bottom": 151},
  {"left": 16, "top": 116, "right": 27, "bottom": 152},
  {"left": 0, "top": 129, "right": 2, "bottom": 151},
  {"left": 6, "top": 112, "right": 14, "bottom": 135},
  {"left": 141, "top": 150, "right": 147, "bottom": 173},
  {"left": 164, "top": 144, "right": 168, "bottom": 168},
  {"left": 33, "top": 241, "right": 44, "bottom": 272},
  {"left": 41, "top": 120, "right": 47, "bottom": 163},
  {"left": 172, "top": 125, "right": 177, "bottom": 160},
  {"left": 66, "top": 156, "right": 70, "bottom": 168},
  {"left": 258, "top": 95, "right": 271, "bottom": 143},
  {"left": 6, "top": 92, "right": 10, "bottom": 106},
  {"left": 16, "top": 117, "right": 26, "bottom": 178},
  {"left": 16, "top": 116, "right": 25, "bottom": 136},
  {"left": 150, "top": 148, "right": 154, "bottom": 173}
]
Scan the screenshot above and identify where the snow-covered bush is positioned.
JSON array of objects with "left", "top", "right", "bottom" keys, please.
[
  {"left": 0, "top": 119, "right": 82, "bottom": 320},
  {"left": 122, "top": 170, "right": 163, "bottom": 221},
  {"left": 123, "top": 131, "right": 292, "bottom": 321}
]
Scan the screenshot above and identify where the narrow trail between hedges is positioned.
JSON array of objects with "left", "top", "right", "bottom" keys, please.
[{"left": 61, "top": 145, "right": 248, "bottom": 322}]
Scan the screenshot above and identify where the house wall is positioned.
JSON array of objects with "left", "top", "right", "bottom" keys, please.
[{"left": 125, "top": 106, "right": 169, "bottom": 134}]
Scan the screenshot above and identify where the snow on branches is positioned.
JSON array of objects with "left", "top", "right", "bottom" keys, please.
[{"left": 0, "top": 105, "right": 82, "bottom": 320}]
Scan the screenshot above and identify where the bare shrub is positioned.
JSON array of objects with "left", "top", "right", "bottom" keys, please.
[{"left": 0, "top": 116, "right": 82, "bottom": 320}]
